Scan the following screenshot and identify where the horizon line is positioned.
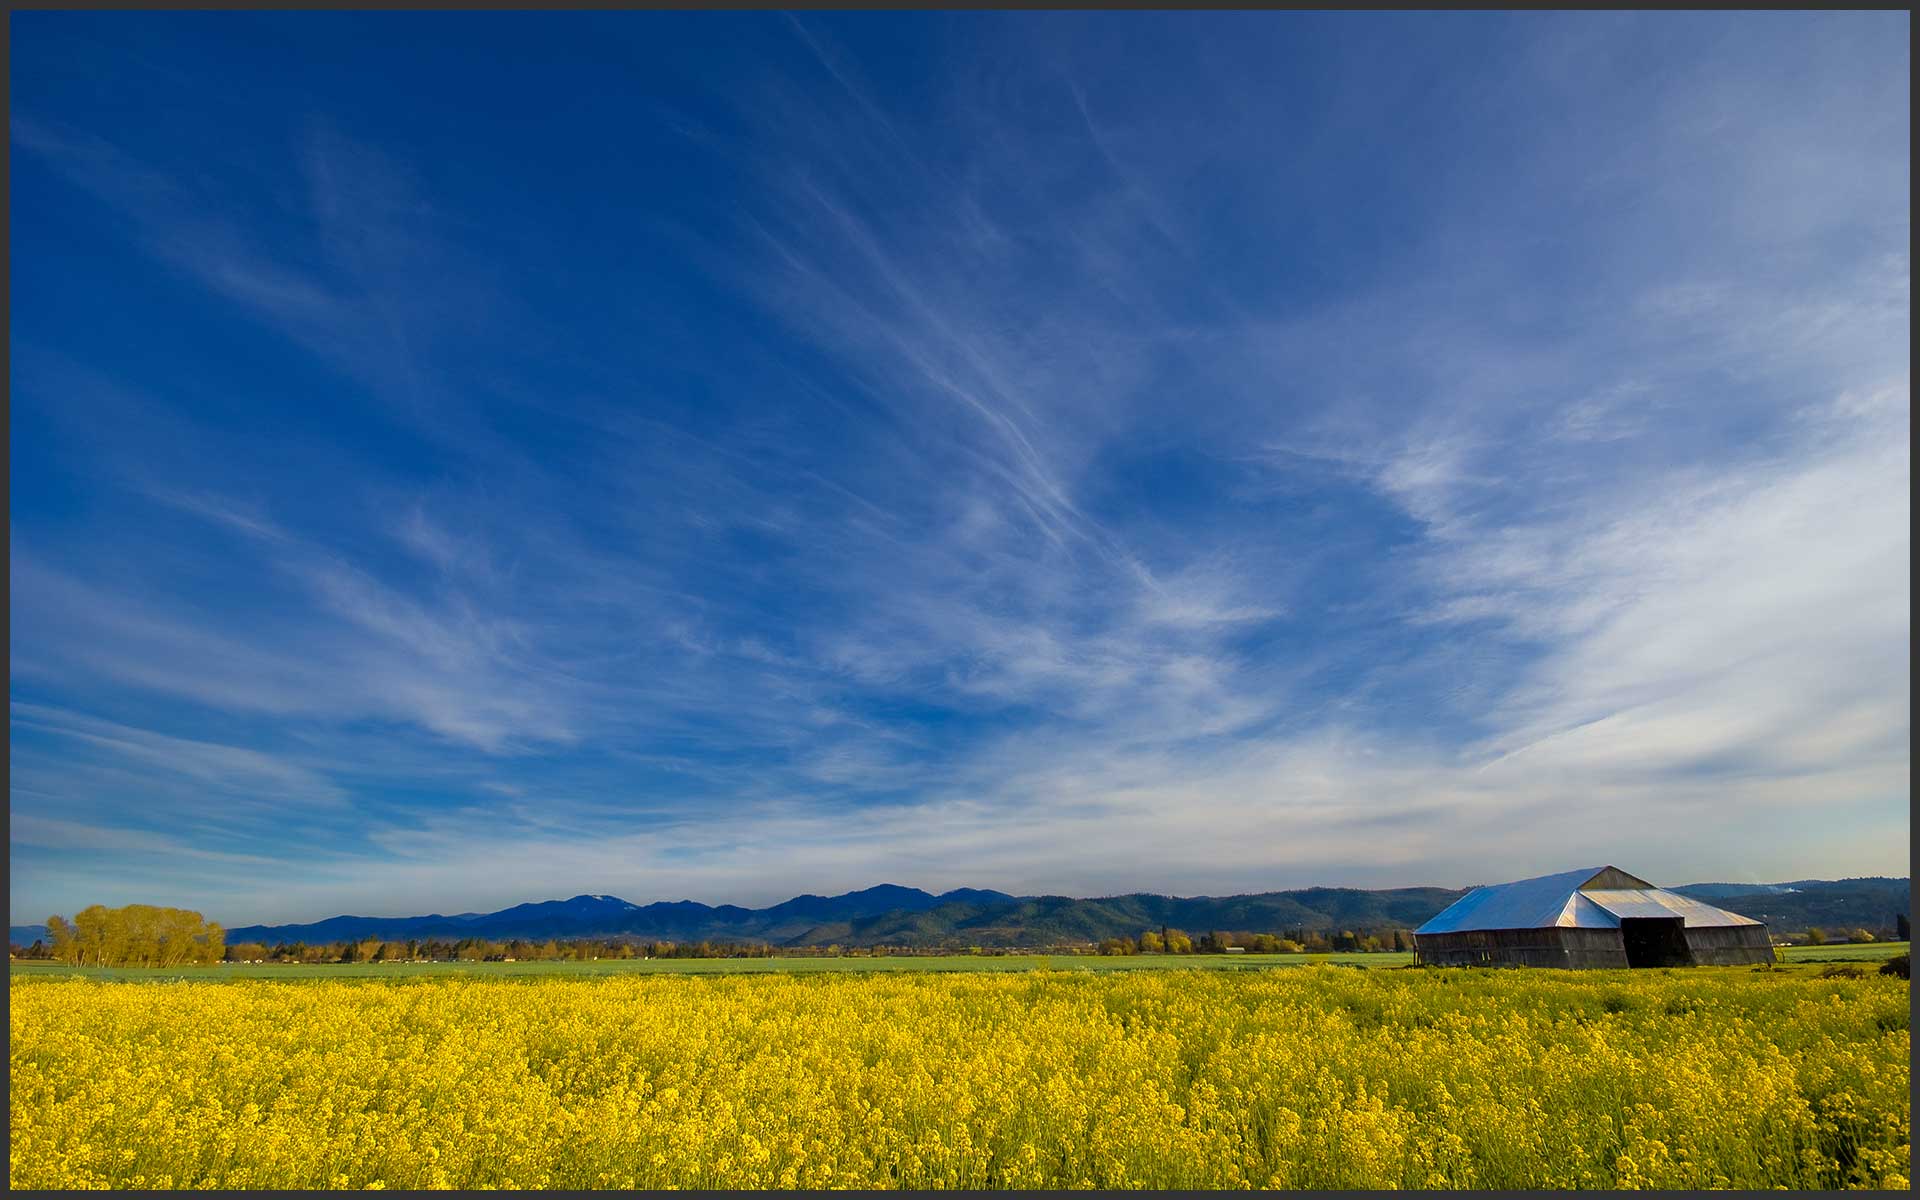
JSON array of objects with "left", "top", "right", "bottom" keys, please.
[{"left": 16, "top": 869, "right": 1906, "bottom": 931}]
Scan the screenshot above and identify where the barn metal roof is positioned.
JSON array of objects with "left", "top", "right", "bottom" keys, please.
[
  {"left": 1578, "top": 889, "right": 1761, "bottom": 927},
  {"left": 1415, "top": 866, "right": 1763, "bottom": 935}
]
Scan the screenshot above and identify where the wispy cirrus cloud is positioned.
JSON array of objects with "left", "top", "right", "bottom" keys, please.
[
  {"left": 9, "top": 702, "right": 344, "bottom": 806},
  {"left": 9, "top": 12, "right": 1908, "bottom": 923}
]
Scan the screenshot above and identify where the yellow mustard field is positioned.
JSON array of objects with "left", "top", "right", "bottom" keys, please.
[{"left": 9, "top": 966, "right": 1909, "bottom": 1190}]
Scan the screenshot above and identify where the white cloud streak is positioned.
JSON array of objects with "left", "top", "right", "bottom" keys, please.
[{"left": 8, "top": 14, "right": 1909, "bottom": 922}]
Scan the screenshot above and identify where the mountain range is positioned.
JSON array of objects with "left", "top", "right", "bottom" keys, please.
[
  {"left": 222, "top": 883, "right": 1457, "bottom": 948},
  {"left": 11, "top": 876, "right": 1907, "bottom": 950}
]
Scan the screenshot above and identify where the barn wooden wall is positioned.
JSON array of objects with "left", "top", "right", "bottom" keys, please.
[
  {"left": 1414, "top": 923, "right": 1774, "bottom": 968},
  {"left": 1681, "top": 924, "right": 1776, "bottom": 965}
]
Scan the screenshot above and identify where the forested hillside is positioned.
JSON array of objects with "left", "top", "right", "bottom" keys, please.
[{"left": 1670, "top": 878, "right": 1909, "bottom": 936}]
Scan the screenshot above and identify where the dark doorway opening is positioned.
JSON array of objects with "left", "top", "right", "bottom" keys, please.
[{"left": 1621, "top": 917, "right": 1692, "bottom": 968}]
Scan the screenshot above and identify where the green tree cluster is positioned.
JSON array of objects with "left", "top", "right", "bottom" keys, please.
[
  {"left": 1095, "top": 924, "right": 1419, "bottom": 957},
  {"left": 44, "top": 904, "right": 225, "bottom": 967}
]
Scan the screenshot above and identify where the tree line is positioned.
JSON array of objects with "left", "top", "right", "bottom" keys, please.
[
  {"left": 16, "top": 906, "right": 1424, "bottom": 966},
  {"left": 11, "top": 929, "right": 788, "bottom": 965},
  {"left": 1096, "top": 926, "right": 1417, "bottom": 955},
  {"left": 40, "top": 905, "right": 226, "bottom": 967},
  {"left": 1801, "top": 926, "right": 1894, "bottom": 946}
]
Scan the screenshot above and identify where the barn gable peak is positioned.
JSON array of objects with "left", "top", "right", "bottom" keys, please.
[{"left": 1579, "top": 866, "right": 1656, "bottom": 891}]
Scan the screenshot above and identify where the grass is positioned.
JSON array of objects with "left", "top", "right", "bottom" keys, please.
[
  {"left": 1778, "top": 940, "right": 1908, "bottom": 963},
  {"left": 7, "top": 949, "right": 1413, "bottom": 981}
]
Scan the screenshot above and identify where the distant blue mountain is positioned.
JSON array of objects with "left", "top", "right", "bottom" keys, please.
[
  {"left": 11, "top": 925, "right": 50, "bottom": 946},
  {"left": 221, "top": 885, "right": 1021, "bottom": 947},
  {"left": 1673, "top": 882, "right": 1802, "bottom": 899}
]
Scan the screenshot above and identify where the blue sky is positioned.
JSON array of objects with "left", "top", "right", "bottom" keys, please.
[{"left": 10, "top": 12, "right": 1910, "bottom": 925}]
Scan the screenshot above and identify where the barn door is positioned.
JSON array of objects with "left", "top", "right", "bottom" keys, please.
[{"left": 1620, "top": 917, "right": 1691, "bottom": 968}]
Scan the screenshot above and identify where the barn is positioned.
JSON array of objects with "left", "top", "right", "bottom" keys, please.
[{"left": 1412, "top": 866, "right": 1774, "bottom": 968}]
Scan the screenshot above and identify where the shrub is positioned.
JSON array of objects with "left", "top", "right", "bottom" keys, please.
[{"left": 1877, "top": 953, "right": 1908, "bottom": 979}]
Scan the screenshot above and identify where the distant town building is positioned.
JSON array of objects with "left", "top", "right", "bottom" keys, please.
[{"left": 1413, "top": 866, "right": 1774, "bottom": 968}]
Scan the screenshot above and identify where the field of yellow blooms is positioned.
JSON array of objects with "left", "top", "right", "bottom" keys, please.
[{"left": 9, "top": 966, "right": 1909, "bottom": 1189}]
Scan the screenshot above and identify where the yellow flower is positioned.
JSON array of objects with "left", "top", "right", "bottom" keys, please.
[{"left": 8, "top": 965, "right": 1909, "bottom": 1190}]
